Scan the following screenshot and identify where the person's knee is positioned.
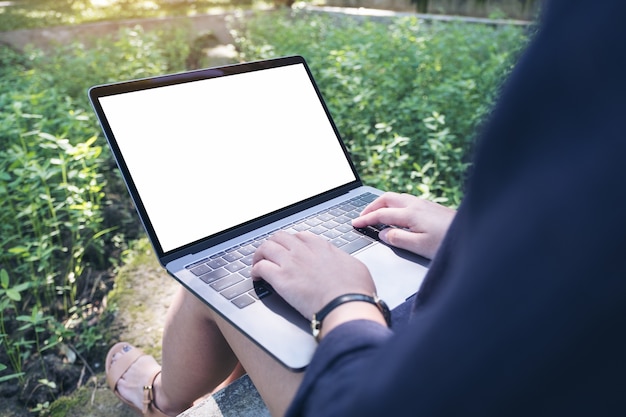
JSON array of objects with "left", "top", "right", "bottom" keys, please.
[{"left": 176, "top": 286, "right": 216, "bottom": 321}]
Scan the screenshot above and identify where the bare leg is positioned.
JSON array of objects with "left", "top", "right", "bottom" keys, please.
[
  {"left": 164, "top": 288, "right": 304, "bottom": 416},
  {"left": 155, "top": 287, "right": 245, "bottom": 415},
  {"left": 212, "top": 309, "right": 304, "bottom": 417},
  {"left": 112, "top": 286, "right": 302, "bottom": 416},
  {"left": 113, "top": 286, "right": 244, "bottom": 416}
]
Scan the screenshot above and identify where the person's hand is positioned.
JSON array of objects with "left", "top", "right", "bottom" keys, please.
[
  {"left": 251, "top": 231, "right": 377, "bottom": 321},
  {"left": 352, "top": 192, "right": 456, "bottom": 259}
]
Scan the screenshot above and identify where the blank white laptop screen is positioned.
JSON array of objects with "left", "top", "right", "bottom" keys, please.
[{"left": 98, "top": 63, "right": 357, "bottom": 253}]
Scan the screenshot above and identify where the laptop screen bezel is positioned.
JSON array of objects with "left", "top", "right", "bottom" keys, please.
[{"left": 88, "top": 55, "right": 363, "bottom": 265}]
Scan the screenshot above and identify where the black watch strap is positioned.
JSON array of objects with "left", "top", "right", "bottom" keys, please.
[{"left": 311, "top": 293, "right": 391, "bottom": 341}]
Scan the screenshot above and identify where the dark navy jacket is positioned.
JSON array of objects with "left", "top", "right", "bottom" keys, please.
[{"left": 286, "top": 1, "right": 626, "bottom": 415}]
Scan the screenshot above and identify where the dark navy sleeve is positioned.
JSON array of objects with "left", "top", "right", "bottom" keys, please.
[
  {"left": 285, "top": 0, "right": 626, "bottom": 416},
  {"left": 286, "top": 320, "right": 393, "bottom": 417}
]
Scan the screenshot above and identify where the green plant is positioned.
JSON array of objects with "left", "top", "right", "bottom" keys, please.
[
  {"left": 0, "top": 24, "right": 200, "bottom": 384},
  {"left": 0, "top": 269, "right": 30, "bottom": 383},
  {"left": 233, "top": 10, "right": 529, "bottom": 206},
  {"left": 0, "top": 9, "right": 529, "bottom": 397},
  {"left": 74, "top": 325, "right": 104, "bottom": 353}
]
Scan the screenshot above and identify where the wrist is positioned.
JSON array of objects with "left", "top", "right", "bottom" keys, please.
[
  {"left": 311, "top": 293, "right": 391, "bottom": 342},
  {"left": 319, "top": 302, "right": 387, "bottom": 340}
]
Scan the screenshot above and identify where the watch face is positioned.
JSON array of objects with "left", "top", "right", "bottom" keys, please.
[{"left": 311, "top": 317, "right": 322, "bottom": 341}]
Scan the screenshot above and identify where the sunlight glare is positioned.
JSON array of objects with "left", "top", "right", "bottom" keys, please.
[
  {"left": 0, "top": 1, "right": 14, "bottom": 7},
  {"left": 90, "top": 0, "right": 114, "bottom": 7}
]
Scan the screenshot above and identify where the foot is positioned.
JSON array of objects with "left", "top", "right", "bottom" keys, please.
[{"left": 106, "top": 343, "right": 174, "bottom": 416}]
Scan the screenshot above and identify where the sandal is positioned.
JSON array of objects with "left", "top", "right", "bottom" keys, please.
[{"left": 106, "top": 342, "right": 169, "bottom": 417}]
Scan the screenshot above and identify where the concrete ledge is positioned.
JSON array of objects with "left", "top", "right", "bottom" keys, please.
[
  {"left": 0, "top": 10, "right": 246, "bottom": 52},
  {"left": 303, "top": 5, "right": 532, "bottom": 26},
  {"left": 178, "top": 374, "right": 270, "bottom": 417},
  {"left": 0, "top": 5, "right": 531, "bottom": 53}
]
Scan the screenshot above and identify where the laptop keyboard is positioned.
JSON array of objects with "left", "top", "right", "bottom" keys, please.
[{"left": 185, "top": 192, "right": 384, "bottom": 309}]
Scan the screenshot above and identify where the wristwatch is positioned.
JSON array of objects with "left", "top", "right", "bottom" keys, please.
[{"left": 311, "top": 293, "right": 391, "bottom": 341}]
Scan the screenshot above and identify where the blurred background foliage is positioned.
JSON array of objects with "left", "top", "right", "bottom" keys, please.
[
  {"left": 235, "top": 9, "right": 529, "bottom": 204},
  {"left": 0, "top": 1, "right": 531, "bottom": 411},
  {"left": 0, "top": 0, "right": 256, "bottom": 31}
]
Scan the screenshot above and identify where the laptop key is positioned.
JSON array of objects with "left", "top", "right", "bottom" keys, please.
[
  {"left": 334, "top": 215, "right": 351, "bottom": 224},
  {"left": 253, "top": 280, "right": 273, "bottom": 299},
  {"left": 231, "top": 294, "right": 255, "bottom": 309},
  {"left": 240, "top": 254, "right": 254, "bottom": 266},
  {"left": 309, "top": 225, "right": 327, "bottom": 235},
  {"left": 305, "top": 218, "right": 323, "bottom": 227},
  {"left": 207, "top": 258, "right": 228, "bottom": 269},
  {"left": 340, "top": 203, "right": 357, "bottom": 212},
  {"left": 342, "top": 231, "right": 362, "bottom": 242},
  {"left": 317, "top": 212, "right": 335, "bottom": 222},
  {"left": 223, "top": 252, "right": 243, "bottom": 262},
  {"left": 336, "top": 223, "right": 353, "bottom": 233},
  {"left": 323, "top": 229, "right": 343, "bottom": 239},
  {"left": 292, "top": 222, "right": 310, "bottom": 232},
  {"left": 361, "top": 193, "right": 378, "bottom": 203},
  {"left": 330, "top": 237, "right": 348, "bottom": 248},
  {"left": 222, "top": 252, "right": 243, "bottom": 262},
  {"left": 225, "top": 260, "right": 246, "bottom": 273},
  {"left": 221, "top": 279, "right": 254, "bottom": 299},
  {"left": 199, "top": 268, "right": 229, "bottom": 284},
  {"left": 211, "top": 274, "right": 245, "bottom": 291},
  {"left": 250, "top": 240, "right": 264, "bottom": 248},
  {"left": 238, "top": 245, "right": 256, "bottom": 256},
  {"left": 354, "top": 223, "right": 390, "bottom": 241},
  {"left": 190, "top": 263, "right": 211, "bottom": 276},
  {"left": 322, "top": 219, "right": 340, "bottom": 229},
  {"left": 339, "top": 237, "right": 373, "bottom": 254},
  {"left": 239, "top": 266, "right": 252, "bottom": 278}
]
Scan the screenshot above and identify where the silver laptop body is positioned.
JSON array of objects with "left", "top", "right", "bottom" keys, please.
[{"left": 89, "top": 55, "right": 429, "bottom": 371}]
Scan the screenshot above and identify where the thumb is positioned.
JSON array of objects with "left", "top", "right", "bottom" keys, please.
[
  {"left": 379, "top": 228, "right": 435, "bottom": 259},
  {"left": 378, "top": 227, "right": 413, "bottom": 250}
]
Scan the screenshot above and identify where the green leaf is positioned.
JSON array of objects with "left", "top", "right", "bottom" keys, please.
[
  {"left": 6, "top": 288, "right": 21, "bottom": 302},
  {"left": 0, "top": 372, "right": 25, "bottom": 383},
  {"left": 13, "top": 282, "right": 30, "bottom": 293},
  {"left": 0, "top": 269, "right": 8, "bottom": 289},
  {"left": 8, "top": 246, "right": 28, "bottom": 255}
]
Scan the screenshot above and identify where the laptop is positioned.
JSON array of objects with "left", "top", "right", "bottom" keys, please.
[{"left": 89, "top": 55, "right": 429, "bottom": 371}]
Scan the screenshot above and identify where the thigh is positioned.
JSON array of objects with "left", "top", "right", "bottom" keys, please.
[{"left": 211, "top": 312, "right": 304, "bottom": 417}]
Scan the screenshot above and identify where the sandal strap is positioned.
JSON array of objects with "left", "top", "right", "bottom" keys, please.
[
  {"left": 143, "top": 371, "right": 169, "bottom": 417},
  {"left": 106, "top": 343, "right": 169, "bottom": 417},
  {"left": 142, "top": 383, "right": 153, "bottom": 415},
  {"left": 107, "top": 345, "right": 146, "bottom": 390}
]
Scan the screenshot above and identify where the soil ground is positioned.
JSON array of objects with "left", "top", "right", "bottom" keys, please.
[
  {"left": 0, "top": 238, "right": 181, "bottom": 417},
  {"left": 59, "top": 238, "right": 181, "bottom": 417}
]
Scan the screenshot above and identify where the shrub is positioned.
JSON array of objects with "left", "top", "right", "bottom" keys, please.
[
  {"left": 233, "top": 9, "right": 530, "bottom": 205},
  {"left": 0, "top": 9, "right": 530, "bottom": 399},
  {"left": 0, "top": 25, "right": 194, "bottom": 387}
]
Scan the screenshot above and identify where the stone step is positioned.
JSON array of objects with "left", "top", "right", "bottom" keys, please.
[{"left": 178, "top": 374, "right": 270, "bottom": 417}]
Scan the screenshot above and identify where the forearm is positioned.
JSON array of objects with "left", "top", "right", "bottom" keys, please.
[{"left": 317, "top": 299, "right": 389, "bottom": 341}]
